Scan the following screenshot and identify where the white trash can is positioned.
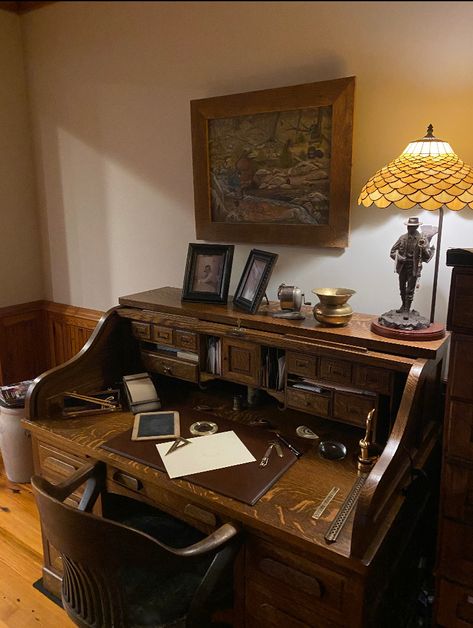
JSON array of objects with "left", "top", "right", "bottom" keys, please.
[{"left": 0, "top": 397, "right": 34, "bottom": 483}]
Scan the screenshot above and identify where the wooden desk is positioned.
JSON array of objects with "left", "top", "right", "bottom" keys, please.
[{"left": 24, "top": 287, "right": 449, "bottom": 627}]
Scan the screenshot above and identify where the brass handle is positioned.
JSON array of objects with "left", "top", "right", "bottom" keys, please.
[
  {"left": 112, "top": 471, "right": 143, "bottom": 491},
  {"left": 163, "top": 366, "right": 172, "bottom": 375}
]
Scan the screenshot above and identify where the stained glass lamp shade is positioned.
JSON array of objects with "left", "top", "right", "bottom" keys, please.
[{"left": 358, "top": 125, "right": 473, "bottom": 323}]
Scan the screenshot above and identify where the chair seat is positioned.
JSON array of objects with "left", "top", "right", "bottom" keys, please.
[{"left": 105, "top": 496, "right": 214, "bottom": 627}]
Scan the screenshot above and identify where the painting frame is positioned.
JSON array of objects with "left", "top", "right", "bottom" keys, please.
[
  {"left": 191, "top": 76, "right": 355, "bottom": 248},
  {"left": 233, "top": 249, "right": 278, "bottom": 314},
  {"left": 182, "top": 243, "right": 234, "bottom": 304}
]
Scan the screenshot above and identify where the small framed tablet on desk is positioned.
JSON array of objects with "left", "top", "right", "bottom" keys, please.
[{"left": 131, "top": 411, "right": 180, "bottom": 441}]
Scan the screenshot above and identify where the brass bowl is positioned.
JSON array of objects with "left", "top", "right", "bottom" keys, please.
[{"left": 312, "top": 288, "right": 356, "bottom": 326}]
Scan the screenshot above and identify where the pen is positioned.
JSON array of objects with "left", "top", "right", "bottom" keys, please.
[{"left": 275, "top": 432, "right": 302, "bottom": 458}]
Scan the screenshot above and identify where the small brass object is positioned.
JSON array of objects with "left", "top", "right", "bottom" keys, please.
[
  {"left": 357, "top": 409, "right": 379, "bottom": 472},
  {"left": 312, "top": 288, "right": 356, "bottom": 327}
]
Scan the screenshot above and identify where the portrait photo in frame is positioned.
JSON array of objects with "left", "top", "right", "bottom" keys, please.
[
  {"left": 191, "top": 76, "right": 355, "bottom": 248},
  {"left": 233, "top": 249, "right": 278, "bottom": 314},
  {"left": 182, "top": 243, "right": 234, "bottom": 304}
]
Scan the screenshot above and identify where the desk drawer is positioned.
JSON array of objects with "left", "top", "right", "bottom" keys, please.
[
  {"left": 353, "top": 365, "right": 392, "bottom": 395},
  {"left": 447, "top": 400, "right": 473, "bottom": 461},
  {"left": 286, "top": 387, "right": 330, "bottom": 417},
  {"left": 319, "top": 358, "right": 352, "bottom": 385},
  {"left": 246, "top": 537, "right": 346, "bottom": 625},
  {"left": 174, "top": 330, "right": 197, "bottom": 351},
  {"left": 443, "top": 462, "right": 473, "bottom": 524},
  {"left": 333, "top": 391, "right": 377, "bottom": 428},
  {"left": 131, "top": 321, "right": 151, "bottom": 341},
  {"left": 151, "top": 325, "right": 173, "bottom": 345},
  {"left": 107, "top": 466, "right": 217, "bottom": 533},
  {"left": 37, "top": 442, "right": 88, "bottom": 506},
  {"left": 437, "top": 578, "right": 473, "bottom": 627},
  {"left": 286, "top": 352, "right": 317, "bottom": 379},
  {"left": 141, "top": 350, "right": 198, "bottom": 383},
  {"left": 438, "top": 520, "right": 473, "bottom": 587}
]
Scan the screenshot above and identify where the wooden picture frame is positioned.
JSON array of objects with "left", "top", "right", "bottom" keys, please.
[
  {"left": 233, "top": 249, "right": 278, "bottom": 314},
  {"left": 182, "top": 243, "right": 234, "bottom": 304},
  {"left": 191, "top": 76, "right": 355, "bottom": 248}
]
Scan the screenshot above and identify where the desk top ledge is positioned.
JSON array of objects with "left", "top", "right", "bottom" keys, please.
[{"left": 118, "top": 286, "right": 448, "bottom": 360}]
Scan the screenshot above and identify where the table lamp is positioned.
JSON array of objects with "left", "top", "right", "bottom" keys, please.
[{"left": 358, "top": 124, "right": 473, "bottom": 339}]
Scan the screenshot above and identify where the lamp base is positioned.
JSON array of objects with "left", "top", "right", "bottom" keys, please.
[{"left": 371, "top": 316, "right": 445, "bottom": 340}]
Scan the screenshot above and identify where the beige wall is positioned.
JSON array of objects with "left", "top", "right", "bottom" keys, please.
[
  {"left": 0, "top": 10, "right": 43, "bottom": 307},
  {"left": 20, "top": 1, "right": 473, "bottom": 322}
]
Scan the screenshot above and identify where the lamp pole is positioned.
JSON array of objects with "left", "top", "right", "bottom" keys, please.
[{"left": 430, "top": 206, "right": 444, "bottom": 323}]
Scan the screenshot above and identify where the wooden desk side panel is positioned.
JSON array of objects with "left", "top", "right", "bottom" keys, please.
[
  {"left": 351, "top": 357, "right": 439, "bottom": 559},
  {"left": 26, "top": 308, "right": 141, "bottom": 420}
]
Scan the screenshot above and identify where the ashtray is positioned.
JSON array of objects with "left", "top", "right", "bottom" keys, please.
[
  {"left": 318, "top": 440, "right": 347, "bottom": 461},
  {"left": 189, "top": 421, "right": 218, "bottom": 436}
]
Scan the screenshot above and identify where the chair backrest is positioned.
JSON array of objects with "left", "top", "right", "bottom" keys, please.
[{"left": 32, "top": 464, "right": 239, "bottom": 628}]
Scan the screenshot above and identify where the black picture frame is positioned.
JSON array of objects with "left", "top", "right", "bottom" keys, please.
[
  {"left": 182, "top": 243, "right": 234, "bottom": 304},
  {"left": 233, "top": 249, "right": 278, "bottom": 314}
]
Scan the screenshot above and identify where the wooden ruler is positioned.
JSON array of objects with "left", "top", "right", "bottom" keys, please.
[{"left": 324, "top": 474, "right": 368, "bottom": 543}]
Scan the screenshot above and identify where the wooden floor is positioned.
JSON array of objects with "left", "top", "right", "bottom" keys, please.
[{"left": 0, "top": 456, "right": 73, "bottom": 627}]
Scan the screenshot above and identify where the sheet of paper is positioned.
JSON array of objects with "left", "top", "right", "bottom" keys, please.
[{"left": 155, "top": 430, "right": 256, "bottom": 479}]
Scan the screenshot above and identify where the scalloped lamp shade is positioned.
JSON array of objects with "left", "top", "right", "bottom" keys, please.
[
  {"left": 358, "top": 125, "right": 473, "bottom": 329},
  {"left": 358, "top": 125, "right": 473, "bottom": 210}
]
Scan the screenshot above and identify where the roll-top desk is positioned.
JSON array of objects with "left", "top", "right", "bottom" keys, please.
[{"left": 24, "top": 287, "right": 449, "bottom": 627}]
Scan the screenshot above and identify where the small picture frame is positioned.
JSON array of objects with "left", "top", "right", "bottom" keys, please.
[
  {"left": 131, "top": 411, "right": 180, "bottom": 441},
  {"left": 182, "top": 243, "right": 234, "bottom": 304},
  {"left": 233, "top": 249, "right": 278, "bottom": 314}
]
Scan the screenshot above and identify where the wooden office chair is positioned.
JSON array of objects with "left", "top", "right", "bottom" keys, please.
[{"left": 31, "top": 462, "right": 240, "bottom": 628}]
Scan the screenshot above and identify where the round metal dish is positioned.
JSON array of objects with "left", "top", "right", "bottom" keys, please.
[{"left": 189, "top": 421, "right": 218, "bottom": 436}]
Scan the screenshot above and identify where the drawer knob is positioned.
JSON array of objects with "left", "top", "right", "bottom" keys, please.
[
  {"left": 163, "top": 366, "right": 173, "bottom": 375},
  {"left": 112, "top": 471, "right": 142, "bottom": 491}
]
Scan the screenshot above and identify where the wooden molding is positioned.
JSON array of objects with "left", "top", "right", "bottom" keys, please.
[
  {"left": 0, "top": 2, "right": 56, "bottom": 14},
  {"left": 0, "top": 300, "right": 103, "bottom": 386}
]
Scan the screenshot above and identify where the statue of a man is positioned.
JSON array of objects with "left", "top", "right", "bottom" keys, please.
[{"left": 390, "top": 216, "right": 435, "bottom": 314}]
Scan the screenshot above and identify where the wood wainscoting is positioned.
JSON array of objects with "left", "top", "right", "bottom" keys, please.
[{"left": 0, "top": 301, "right": 103, "bottom": 385}]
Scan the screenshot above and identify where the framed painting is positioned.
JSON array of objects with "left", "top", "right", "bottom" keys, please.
[
  {"left": 182, "top": 243, "right": 234, "bottom": 304},
  {"left": 191, "top": 76, "right": 355, "bottom": 248},
  {"left": 233, "top": 249, "right": 278, "bottom": 314}
]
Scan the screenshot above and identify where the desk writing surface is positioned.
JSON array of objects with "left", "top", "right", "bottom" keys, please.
[{"left": 23, "top": 385, "right": 365, "bottom": 565}]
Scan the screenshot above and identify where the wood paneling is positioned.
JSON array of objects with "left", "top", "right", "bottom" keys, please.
[
  {"left": 0, "top": 1, "right": 56, "bottom": 14},
  {"left": 44, "top": 302, "right": 103, "bottom": 368},
  {"left": 0, "top": 301, "right": 103, "bottom": 385}
]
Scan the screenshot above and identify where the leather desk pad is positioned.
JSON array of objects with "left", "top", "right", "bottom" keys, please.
[{"left": 101, "top": 412, "right": 301, "bottom": 505}]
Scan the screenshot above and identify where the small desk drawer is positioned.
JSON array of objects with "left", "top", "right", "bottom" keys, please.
[
  {"left": 286, "top": 387, "right": 330, "bottom": 417},
  {"left": 141, "top": 350, "right": 198, "bottom": 383},
  {"left": 174, "top": 330, "right": 197, "bottom": 351},
  {"left": 151, "top": 325, "right": 173, "bottom": 345},
  {"left": 437, "top": 578, "right": 473, "bottom": 627},
  {"left": 333, "top": 391, "right": 376, "bottom": 428},
  {"left": 246, "top": 538, "right": 346, "bottom": 624},
  {"left": 286, "top": 352, "right": 317, "bottom": 378},
  {"left": 353, "top": 365, "right": 392, "bottom": 395},
  {"left": 131, "top": 321, "right": 151, "bottom": 341},
  {"left": 319, "top": 358, "right": 352, "bottom": 385}
]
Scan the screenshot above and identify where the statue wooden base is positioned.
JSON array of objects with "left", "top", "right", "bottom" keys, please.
[{"left": 371, "top": 319, "right": 445, "bottom": 340}]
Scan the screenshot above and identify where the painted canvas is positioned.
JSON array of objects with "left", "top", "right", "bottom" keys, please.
[{"left": 208, "top": 106, "right": 332, "bottom": 225}]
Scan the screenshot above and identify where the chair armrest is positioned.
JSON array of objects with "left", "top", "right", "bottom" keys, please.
[
  {"left": 31, "top": 461, "right": 106, "bottom": 512},
  {"left": 170, "top": 522, "right": 240, "bottom": 558}
]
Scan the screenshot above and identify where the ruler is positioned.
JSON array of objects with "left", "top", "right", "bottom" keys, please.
[
  {"left": 312, "top": 487, "right": 339, "bottom": 520},
  {"left": 324, "top": 474, "right": 368, "bottom": 543}
]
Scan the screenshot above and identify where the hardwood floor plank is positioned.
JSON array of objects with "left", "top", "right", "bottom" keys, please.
[{"left": 0, "top": 458, "right": 73, "bottom": 627}]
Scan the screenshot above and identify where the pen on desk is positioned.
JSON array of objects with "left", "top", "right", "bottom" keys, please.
[{"left": 275, "top": 433, "right": 302, "bottom": 458}]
